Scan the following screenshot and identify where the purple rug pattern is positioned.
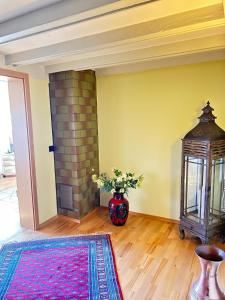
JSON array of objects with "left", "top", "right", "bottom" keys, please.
[{"left": 0, "top": 234, "right": 123, "bottom": 299}]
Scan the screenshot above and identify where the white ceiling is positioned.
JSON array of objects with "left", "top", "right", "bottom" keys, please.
[
  {"left": 0, "top": 0, "right": 61, "bottom": 23},
  {"left": 0, "top": 0, "right": 225, "bottom": 75}
]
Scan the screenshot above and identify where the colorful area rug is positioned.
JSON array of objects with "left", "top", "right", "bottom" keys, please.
[{"left": 0, "top": 234, "right": 123, "bottom": 299}]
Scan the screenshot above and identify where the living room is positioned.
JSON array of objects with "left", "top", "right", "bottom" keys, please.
[{"left": 0, "top": 1, "right": 225, "bottom": 299}]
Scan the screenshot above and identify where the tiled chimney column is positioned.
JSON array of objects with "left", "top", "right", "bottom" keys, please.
[{"left": 49, "top": 70, "right": 99, "bottom": 219}]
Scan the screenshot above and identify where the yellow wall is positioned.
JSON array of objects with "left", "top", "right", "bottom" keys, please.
[
  {"left": 29, "top": 78, "right": 57, "bottom": 223},
  {"left": 96, "top": 60, "right": 225, "bottom": 220}
]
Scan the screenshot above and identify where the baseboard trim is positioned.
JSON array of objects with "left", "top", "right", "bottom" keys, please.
[
  {"left": 38, "top": 214, "right": 81, "bottom": 230},
  {"left": 100, "top": 205, "right": 179, "bottom": 224},
  {"left": 58, "top": 208, "right": 101, "bottom": 224},
  {"left": 57, "top": 214, "right": 80, "bottom": 224},
  {"left": 80, "top": 208, "right": 98, "bottom": 223},
  {"left": 38, "top": 208, "right": 101, "bottom": 230},
  {"left": 38, "top": 207, "right": 179, "bottom": 229},
  {"left": 129, "top": 211, "right": 179, "bottom": 224}
]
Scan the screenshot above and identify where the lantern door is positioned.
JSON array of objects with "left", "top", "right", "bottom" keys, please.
[
  {"left": 182, "top": 155, "right": 207, "bottom": 225},
  {"left": 210, "top": 157, "right": 225, "bottom": 224}
]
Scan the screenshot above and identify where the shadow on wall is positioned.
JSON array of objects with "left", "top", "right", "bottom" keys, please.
[
  {"left": 170, "top": 139, "right": 182, "bottom": 221},
  {"left": 100, "top": 171, "right": 154, "bottom": 214},
  {"left": 170, "top": 101, "right": 208, "bottom": 220}
]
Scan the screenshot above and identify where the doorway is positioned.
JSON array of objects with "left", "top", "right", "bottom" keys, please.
[
  {"left": 0, "top": 77, "right": 19, "bottom": 241},
  {"left": 0, "top": 68, "right": 39, "bottom": 242}
]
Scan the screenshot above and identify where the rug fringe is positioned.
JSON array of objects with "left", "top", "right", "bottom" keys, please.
[
  {"left": 1, "top": 232, "right": 113, "bottom": 248},
  {"left": 108, "top": 235, "right": 125, "bottom": 300},
  {"left": 47, "top": 232, "right": 113, "bottom": 238}
]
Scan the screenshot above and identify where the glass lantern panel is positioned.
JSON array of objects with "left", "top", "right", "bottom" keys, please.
[
  {"left": 210, "top": 158, "right": 225, "bottom": 223},
  {"left": 184, "top": 156, "right": 206, "bottom": 224}
]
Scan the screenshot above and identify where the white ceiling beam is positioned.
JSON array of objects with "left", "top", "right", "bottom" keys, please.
[
  {"left": 0, "top": 0, "right": 157, "bottom": 44},
  {"left": 44, "top": 33, "right": 225, "bottom": 73},
  {"left": 0, "top": 0, "right": 119, "bottom": 43},
  {"left": 0, "top": 0, "right": 222, "bottom": 49},
  {"left": 43, "top": 18, "right": 225, "bottom": 65},
  {"left": 95, "top": 48, "right": 225, "bottom": 76},
  {"left": 5, "top": 18, "right": 225, "bottom": 66},
  {"left": 0, "top": 54, "right": 5, "bottom": 67}
]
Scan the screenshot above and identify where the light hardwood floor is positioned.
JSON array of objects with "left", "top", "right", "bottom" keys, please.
[
  {"left": 2, "top": 207, "right": 225, "bottom": 300},
  {"left": 0, "top": 176, "right": 21, "bottom": 242},
  {"left": 40, "top": 208, "right": 225, "bottom": 300},
  {"left": 0, "top": 176, "right": 16, "bottom": 190}
]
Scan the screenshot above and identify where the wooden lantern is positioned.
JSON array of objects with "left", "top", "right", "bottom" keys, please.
[{"left": 180, "top": 102, "right": 225, "bottom": 244}]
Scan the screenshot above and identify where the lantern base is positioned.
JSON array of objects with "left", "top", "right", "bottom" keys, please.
[
  {"left": 220, "top": 232, "right": 225, "bottom": 244},
  {"left": 179, "top": 218, "right": 225, "bottom": 244},
  {"left": 179, "top": 227, "right": 185, "bottom": 240}
]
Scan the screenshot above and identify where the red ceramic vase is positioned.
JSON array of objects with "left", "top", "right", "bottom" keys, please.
[{"left": 108, "top": 193, "right": 129, "bottom": 226}]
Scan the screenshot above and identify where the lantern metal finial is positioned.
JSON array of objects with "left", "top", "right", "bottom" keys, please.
[
  {"left": 199, "top": 101, "right": 216, "bottom": 123},
  {"left": 184, "top": 102, "right": 225, "bottom": 141}
]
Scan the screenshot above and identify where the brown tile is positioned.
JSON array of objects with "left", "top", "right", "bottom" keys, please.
[
  {"left": 63, "top": 130, "right": 76, "bottom": 139},
  {"left": 55, "top": 72, "right": 66, "bottom": 81},
  {"left": 59, "top": 169, "right": 72, "bottom": 177},
  {"left": 68, "top": 105, "right": 81, "bottom": 113},
  {"left": 66, "top": 88, "right": 81, "bottom": 97},
  {"left": 64, "top": 147, "right": 73, "bottom": 154},
  {"left": 63, "top": 79, "right": 79, "bottom": 88},
  {"left": 64, "top": 96, "right": 79, "bottom": 105},
  {"left": 75, "top": 122, "right": 87, "bottom": 130},
  {"left": 66, "top": 122, "right": 76, "bottom": 130},
  {"left": 78, "top": 114, "right": 87, "bottom": 122},
  {"left": 82, "top": 89, "right": 90, "bottom": 98},
  {"left": 55, "top": 89, "right": 66, "bottom": 98},
  {"left": 65, "top": 70, "right": 78, "bottom": 80},
  {"left": 56, "top": 105, "right": 69, "bottom": 114},
  {"left": 56, "top": 146, "right": 65, "bottom": 154},
  {"left": 63, "top": 139, "right": 76, "bottom": 147}
]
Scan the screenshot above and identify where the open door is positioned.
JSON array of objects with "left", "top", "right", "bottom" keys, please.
[{"left": 0, "top": 68, "right": 39, "bottom": 230}]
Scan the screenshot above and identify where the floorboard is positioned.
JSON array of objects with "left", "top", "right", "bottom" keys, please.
[{"left": 2, "top": 207, "right": 225, "bottom": 299}]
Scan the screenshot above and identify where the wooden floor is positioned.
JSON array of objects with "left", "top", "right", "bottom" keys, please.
[
  {"left": 0, "top": 176, "right": 21, "bottom": 243},
  {"left": 38, "top": 208, "right": 225, "bottom": 300},
  {"left": 0, "top": 176, "right": 17, "bottom": 190},
  {"left": 2, "top": 207, "right": 225, "bottom": 299}
]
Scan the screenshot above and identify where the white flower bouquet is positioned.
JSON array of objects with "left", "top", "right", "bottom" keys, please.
[{"left": 92, "top": 168, "right": 144, "bottom": 195}]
